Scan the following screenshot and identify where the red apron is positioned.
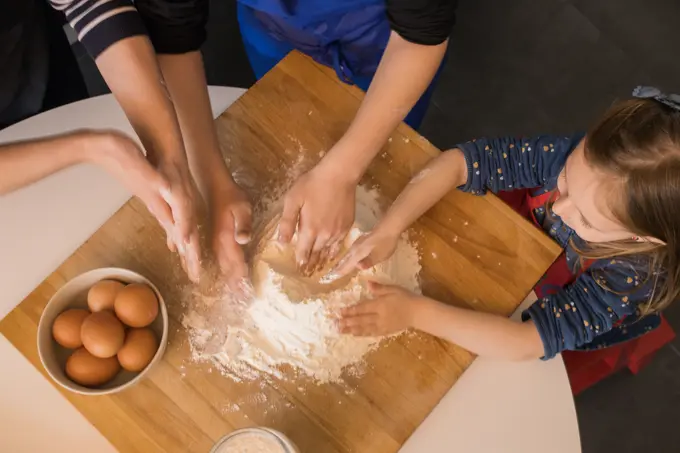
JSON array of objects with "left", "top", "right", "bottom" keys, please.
[
  {"left": 498, "top": 188, "right": 591, "bottom": 296},
  {"left": 497, "top": 189, "right": 674, "bottom": 395}
]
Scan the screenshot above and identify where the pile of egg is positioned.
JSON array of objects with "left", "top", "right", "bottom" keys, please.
[{"left": 51, "top": 280, "right": 159, "bottom": 387}]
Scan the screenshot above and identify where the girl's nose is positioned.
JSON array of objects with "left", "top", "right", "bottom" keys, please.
[{"left": 552, "top": 194, "right": 575, "bottom": 220}]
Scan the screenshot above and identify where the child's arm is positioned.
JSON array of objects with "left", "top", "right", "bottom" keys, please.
[
  {"left": 379, "top": 149, "right": 469, "bottom": 237},
  {"left": 340, "top": 281, "right": 544, "bottom": 360},
  {"left": 341, "top": 260, "right": 647, "bottom": 360},
  {"left": 414, "top": 298, "right": 544, "bottom": 360},
  {"left": 331, "top": 134, "right": 582, "bottom": 277},
  {"left": 379, "top": 133, "right": 584, "bottom": 234}
]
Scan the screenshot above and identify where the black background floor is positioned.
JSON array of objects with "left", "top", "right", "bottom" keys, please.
[{"left": 73, "top": 1, "right": 680, "bottom": 452}]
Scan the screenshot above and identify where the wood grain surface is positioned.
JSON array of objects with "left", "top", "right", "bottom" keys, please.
[{"left": 0, "top": 51, "right": 561, "bottom": 453}]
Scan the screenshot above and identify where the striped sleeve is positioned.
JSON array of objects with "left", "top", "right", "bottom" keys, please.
[{"left": 49, "top": 0, "right": 148, "bottom": 58}]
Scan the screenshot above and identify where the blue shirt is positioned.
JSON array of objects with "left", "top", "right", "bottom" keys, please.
[{"left": 457, "top": 135, "right": 661, "bottom": 358}]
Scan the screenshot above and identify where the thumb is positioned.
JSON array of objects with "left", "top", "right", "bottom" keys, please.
[
  {"left": 329, "top": 250, "right": 359, "bottom": 279},
  {"left": 143, "top": 180, "right": 174, "bottom": 233},
  {"left": 145, "top": 192, "right": 174, "bottom": 232},
  {"left": 232, "top": 203, "right": 253, "bottom": 245},
  {"left": 135, "top": 168, "right": 174, "bottom": 229},
  {"left": 330, "top": 239, "right": 373, "bottom": 278}
]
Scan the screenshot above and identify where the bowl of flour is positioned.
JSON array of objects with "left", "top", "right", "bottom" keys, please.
[{"left": 211, "top": 428, "right": 299, "bottom": 453}]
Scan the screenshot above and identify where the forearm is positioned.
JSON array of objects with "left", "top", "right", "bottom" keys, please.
[
  {"left": 322, "top": 32, "right": 447, "bottom": 181},
  {"left": 95, "top": 36, "right": 187, "bottom": 166},
  {"left": 413, "top": 298, "right": 544, "bottom": 361},
  {"left": 379, "top": 148, "right": 467, "bottom": 235},
  {"left": 156, "top": 52, "right": 234, "bottom": 201},
  {"left": 0, "top": 133, "right": 94, "bottom": 195}
]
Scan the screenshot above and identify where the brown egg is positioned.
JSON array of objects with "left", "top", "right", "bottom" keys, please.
[
  {"left": 80, "top": 311, "right": 125, "bottom": 358},
  {"left": 65, "top": 347, "right": 120, "bottom": 387},
  {"left": 52, "top": 309, "right": 90, "bottom": 349},
  {"left": 114, "top": 283, "right": 159, "bottom": 328},
  {"left": 87, "top": 280, "right": 125, "bottom": 312},
  {"left": 117, "top": 328, "right": 158, "bottom": 372}
]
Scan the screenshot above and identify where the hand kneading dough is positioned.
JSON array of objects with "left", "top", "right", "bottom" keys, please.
[{"left": 250, "top": 217, "right": 358, "bottom": 303}]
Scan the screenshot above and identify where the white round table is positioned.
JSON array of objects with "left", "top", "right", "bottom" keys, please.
[{"left": 0, "top": 89, "right": 581, "bottom": 453}]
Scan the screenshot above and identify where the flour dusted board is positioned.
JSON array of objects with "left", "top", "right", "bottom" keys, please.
[{"left": 0, "top": 52, "right": 561, "bottom": 453}]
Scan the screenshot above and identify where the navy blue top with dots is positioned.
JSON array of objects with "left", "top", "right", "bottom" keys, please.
[{"left": 457, "top": 135, "right": 661, "bottom": 359}]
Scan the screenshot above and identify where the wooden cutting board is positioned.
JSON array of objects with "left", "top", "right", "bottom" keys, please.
[{"left": 0, "top": 51, "right": 560, "bottom": 453}]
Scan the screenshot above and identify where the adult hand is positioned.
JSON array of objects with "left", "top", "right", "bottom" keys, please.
[
  {"left": 208, "top": 182, "right": 253, "bottom": 291},
  {"left": 328, "top": 228, "right": 400, "bottom": 280},
  {"left": 339, "top": 281, "right": 424, "bottom": 336},
  {"left": 279, "top": 164, "right": 356, "bottom": 275},
  {"left": 99, "top": 131, "right": 201, "bottom": 282},
  {"left": 156, "top": 158, "right": 202, "bottom": 282}
]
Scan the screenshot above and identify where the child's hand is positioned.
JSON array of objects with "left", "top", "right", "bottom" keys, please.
[
  {"left": 328, "top": 228, "right": 399, "bottom": 279},
  {"left": 338, "top": 281, "right": 423, "bottom": 336}
]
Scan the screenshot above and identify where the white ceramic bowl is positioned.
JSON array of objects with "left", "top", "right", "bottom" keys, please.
[
  {"left": 211, "top": 427, "right": 300, "bottom": 453},
  {"left": 37, "top": 268, "right": 168, "bottom": 395}
]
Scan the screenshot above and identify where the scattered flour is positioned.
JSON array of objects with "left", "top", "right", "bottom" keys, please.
[{"left": 182, "top": 185, "right": 421, "bottom": 384}]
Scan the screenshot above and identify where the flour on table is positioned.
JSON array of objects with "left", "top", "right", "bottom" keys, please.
[{"left": 182, "top": 185, "right": 421, "bottom": 383}]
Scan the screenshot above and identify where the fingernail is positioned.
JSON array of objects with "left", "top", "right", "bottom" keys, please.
[{"left": 235, "top": 232, "right": 251, "bottom": 245}]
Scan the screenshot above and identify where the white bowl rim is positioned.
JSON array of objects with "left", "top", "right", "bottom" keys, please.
[
  {"left": 37, "top": 267, "right": 169, "bottom": 396},
  {"left": 210, "top": 427, "right": 299, "bottom": 453}
]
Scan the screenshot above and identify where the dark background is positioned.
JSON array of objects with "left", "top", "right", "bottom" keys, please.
[{"left": 72, "top": 1, "right": 680, "bottom": 451}]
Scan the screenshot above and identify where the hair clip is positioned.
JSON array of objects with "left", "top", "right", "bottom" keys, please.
[{"left": 632, "top": 86, "right": 680, "bottom": 112}]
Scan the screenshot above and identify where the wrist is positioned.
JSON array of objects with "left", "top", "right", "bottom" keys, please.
[
  {"left": 80, "top": 130, "right": 128, "bottom": 166},
  {"left": 319, "top": 139, "right": 373, "bottom": 184},
  {"left": 205, "top": 171, "right": 241, "bottom": 206},
  {"left": 314, "top": 158, "right": 362, "bottom": 187},
  {"left": 371, "top": 217, "right": 404, "bottom": 242},
  {"left": 183, "top": 145, "right": 236, "bottom": 200},
  {"left": 374, "top": 216, "right": 405, "bottom": 240},
  {"left": 410, "top": 296, "right": 440, "bottom": 330}
]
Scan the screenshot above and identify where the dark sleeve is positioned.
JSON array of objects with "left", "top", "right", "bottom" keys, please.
[
  {"left": 386, "top": 0, "right": 457, "bottom": 45},
  {"left": 456, "top": 134, "right": 584, "bottom": 195},
  {"left": 134, "top": 0, "right": 208, "bottom": 54},
  {"left": 48, "top": 0, "right": 148, "bottom": 58},
  {"left": 522, "top": 259, "right": 652, "bottom": 359}
]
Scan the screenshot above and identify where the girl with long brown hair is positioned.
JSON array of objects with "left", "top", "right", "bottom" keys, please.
[{"left": 331, "top": 86, "right": 680, "bottom": 360}]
